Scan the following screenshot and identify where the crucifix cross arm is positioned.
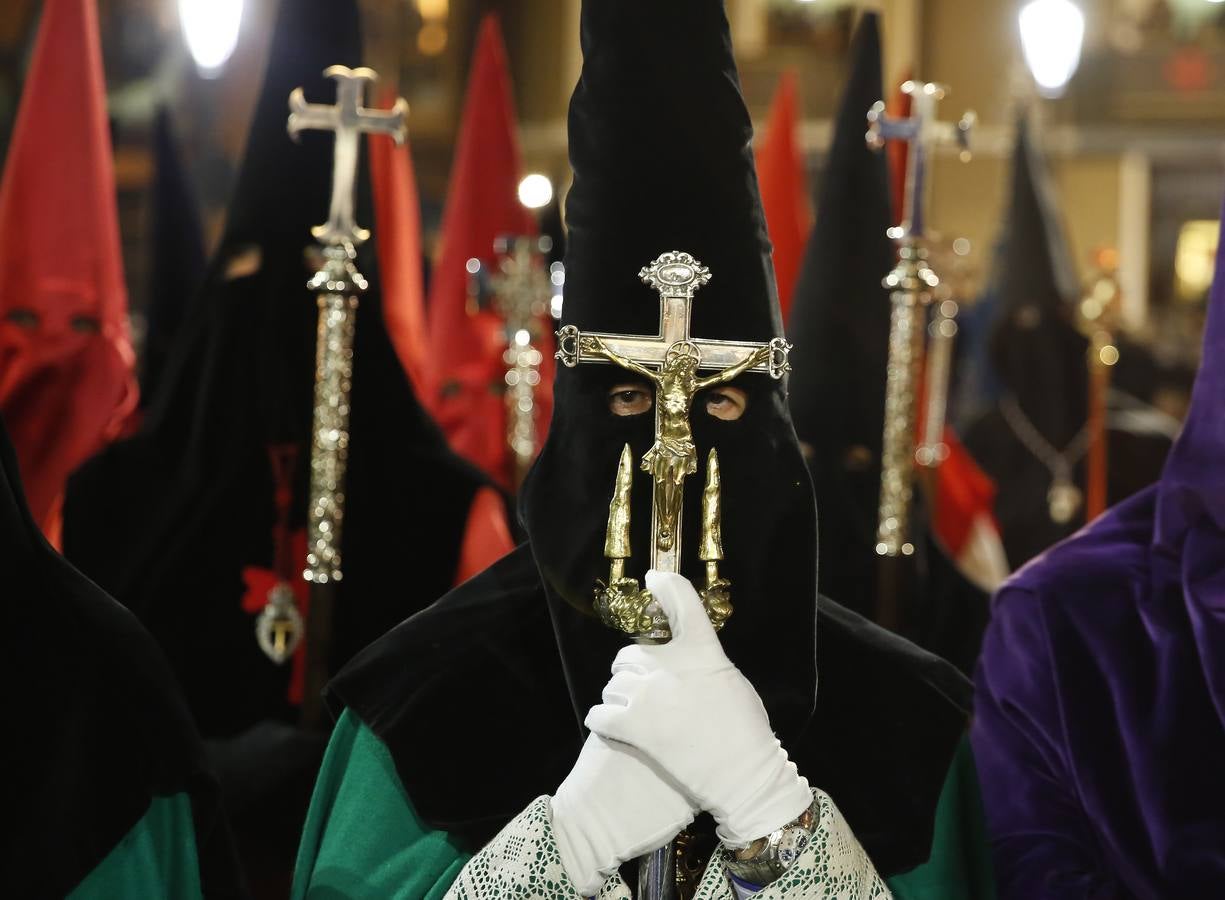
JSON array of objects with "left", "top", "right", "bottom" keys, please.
[
  {"left": 287, "top": 65, "right": 409, "bottom": 247},
  {"left": 556, "top": 251, "right": 791, "bottom": 379},
  {"left": 865, "top": 81, "right": 974, "bottom": 240}
]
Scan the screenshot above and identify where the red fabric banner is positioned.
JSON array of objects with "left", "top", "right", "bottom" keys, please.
[{"left": 755, "top": 70, "right": 810, "bottom": 323}]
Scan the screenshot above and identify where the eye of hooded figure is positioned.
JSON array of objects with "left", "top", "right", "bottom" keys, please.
[
  {"left": 5, "top": 308, "right": 40, "bottom": 330},
  {"left": 607, "top": 380, "right": 747, "bottom": 421}
]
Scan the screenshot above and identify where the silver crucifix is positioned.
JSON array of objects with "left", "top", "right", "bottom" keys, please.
[
  {"left": 288, "top": 65, "right": 408, "bottom": 246},
  {"left": 865, "top": 82, "right": 973, "bottom": 557}
]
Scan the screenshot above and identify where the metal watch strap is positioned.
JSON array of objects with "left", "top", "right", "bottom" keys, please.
[{"left": 723, "top": 796, "right": 820, "bottom": 887}]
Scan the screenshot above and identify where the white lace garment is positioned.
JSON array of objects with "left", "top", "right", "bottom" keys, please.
[{"left": 444, "top": 790, "right": 891, "bottom": 899}]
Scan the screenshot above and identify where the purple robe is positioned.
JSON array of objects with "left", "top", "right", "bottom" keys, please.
[{"left": 972, "top": 204, "right": 1225, "bottom": 899}]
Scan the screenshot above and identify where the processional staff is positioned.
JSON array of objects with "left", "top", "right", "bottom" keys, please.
[
  {"left": 916, "top": 238, "right": 975, "bottom": 470},
  {"left": 866, "top": 81, "right": 973, "bottom": 558},
  {"left": 468, "top": 235, "right": 558, "bottom": 488},
  {"left": 276, "top": 65, "right": 407, "bottom": 729}
]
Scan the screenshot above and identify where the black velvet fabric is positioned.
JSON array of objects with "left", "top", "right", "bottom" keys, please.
[
  {"left": 785, "top": 13, "right": 987, "bottom": 674},
  {"left": 332, "top": 0, "right": 970, "bottom": 879},
  {"left": 962, "top": 120, "right": 1169, "bottom": 568},
  {"left": 1, "top": 416, "right": 244, "bottom": 898},
  {"left": 140, "top": 106, "right": 206, "bottom": 406},
  {"left": 61, "top": 0, "right": 492, "bottom": 885}
]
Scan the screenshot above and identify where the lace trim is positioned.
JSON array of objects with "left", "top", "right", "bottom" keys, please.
[
  {"left": 444, "top": 796, "right": 629, "bottom": 899},
  {"left": 445, "top": 791, "right": 889, "bottom": 900}
]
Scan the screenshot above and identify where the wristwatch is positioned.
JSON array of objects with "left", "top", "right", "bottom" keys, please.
[{"left": 723, "top": 796, "right": 820, "bottom": 887}]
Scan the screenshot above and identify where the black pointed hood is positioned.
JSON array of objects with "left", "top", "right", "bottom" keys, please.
[
  {"left": 986, "top": 117, "right": 1087, "bottom": 444},
  {"left": 554, "top": 1, "right": 781, "bottom": 343},
  {"left": 139, "top": 106, "right": 206, "bottom": 405},
  {"left": 519, "top": 0, "right": 817, "bottom": 741},
  {"left": 785, "top": 12, "right": 893, "bottom": 605}
]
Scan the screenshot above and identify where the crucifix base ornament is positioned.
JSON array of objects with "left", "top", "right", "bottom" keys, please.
[{"left": 557, "top": 251, "right": 791, "bottom": 640}]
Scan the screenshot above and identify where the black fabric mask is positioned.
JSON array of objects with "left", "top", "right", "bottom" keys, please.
[{"left": 524, "top": 363, "right": 818, "bottom": 740}]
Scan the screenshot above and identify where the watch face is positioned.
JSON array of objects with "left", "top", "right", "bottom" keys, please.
[{"left": 777, "top": 825, "right": 811, "bottom": 866}]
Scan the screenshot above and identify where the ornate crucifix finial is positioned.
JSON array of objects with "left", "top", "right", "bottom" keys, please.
[
  {"left": 557, "top": 251, "right": 791, "bottom": 639},
  {"left": 288, "top": 65, "right": 408, "bottom": 246},
  {"left": 867, "top": 81, "right": 974, "bottom": 241}
]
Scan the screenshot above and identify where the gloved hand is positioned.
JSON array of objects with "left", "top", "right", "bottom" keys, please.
[
  {"left": 551, "top": 732, "right": 696, "bottom": 896},
  {"left": 584, "top": 570, "right": 813, "bottom": 848}
]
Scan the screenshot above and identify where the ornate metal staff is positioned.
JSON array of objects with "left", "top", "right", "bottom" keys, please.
[
  {"left": 915, "top": 240, "right": 974, "bottom": 469},
  {"left": 558, "top": 251, "right": 790, "bottom": 898},
  {"left": 866, "top": 81, "right": 973, "bottom": 557},
  {"left": 285, "top": 65, "right": 407, "bottom": 728},
  {"left": 468, "top": 235, "right": 557, "bottom": 488}
]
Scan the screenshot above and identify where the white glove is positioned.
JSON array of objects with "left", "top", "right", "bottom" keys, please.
[
  {"left": 550, "top": 732, "right": 696, "bottom": 896},
  {"left": 584, "top": 570, "right": 813, "bottom": 848}
]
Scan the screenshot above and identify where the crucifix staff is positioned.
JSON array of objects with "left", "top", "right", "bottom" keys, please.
[
  {"left": 866, "top": 81, "right": 973, "bottom": 559},
  {"left": 558, "top": 249, "right": 790, "bottom": 900},
  {"left": 282, "top": 65, "right": 407, "bottom": 729}
]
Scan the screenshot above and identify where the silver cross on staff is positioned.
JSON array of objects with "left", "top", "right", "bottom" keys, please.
[
  {"left": 489, "top": 236, "right": 555, "bottom": 488},
  {"left": 288, "top": 65, "right": 408, "bottom": 246},
  {"left": 867, "top": 81, "right": 974, "bottom": 241},
  {"left": 557, "top": 251, "right": 791, "bottom": 574},
  {"left": 865, "top": 82, "right": 973, "bottom": 560}
]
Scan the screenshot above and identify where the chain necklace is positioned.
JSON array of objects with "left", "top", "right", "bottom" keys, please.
[{"left": 999, "top": 394, "right": 1091, "bottom": 524}]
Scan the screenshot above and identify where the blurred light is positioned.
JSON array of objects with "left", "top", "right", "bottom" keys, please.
[
  {"left": 952, "top": 237, "right": 971, "bottom": 256},
  {"left": 465, "top": 257, "right": 481, "bottom": 274},
  {"left": 518, "top": 174, "right": 554, "bottom": 209},
  {"left": 179, "top": 0, "right": 243, "bottom": 75},
  {"left": 417, "top": 0, "right": 449, "bottom": 17},
  {"left": 418, "top": 22, "right": 448, "bottom": 56},
  {"left": 1174, "top": 219, "right": 1220, "bottom": 302},
  {"left": 1019, "top": 0, "right": 1084, "bottom": 98}
]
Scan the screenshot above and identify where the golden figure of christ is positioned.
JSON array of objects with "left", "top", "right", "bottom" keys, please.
[
  {"left": 580, "top": 335, "right": 773, "bottom": 551},
  {"left": 556, "top": 251, "right": 791, "bottom": 573}
]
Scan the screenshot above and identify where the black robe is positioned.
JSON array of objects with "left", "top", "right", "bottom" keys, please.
[
  {"left": 2, "top": 415, "right": 243, "bottom": 898},
  {"left": 329, "top": 543, "right": 973, "bottom": 878},
  {"left": 61, "top": 0, "right": 498, "bottom": 887}
]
